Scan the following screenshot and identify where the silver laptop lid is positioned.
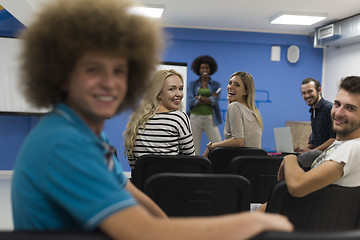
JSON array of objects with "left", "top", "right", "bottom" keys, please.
[{"left": 274, "top": 127, "right": 294, "bottom": 153}]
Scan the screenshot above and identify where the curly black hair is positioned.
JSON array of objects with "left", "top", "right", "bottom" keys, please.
[
  {"left": 190, "top": 55, "right": 218, "bottom": 76},
  {"left": 20, "top": 0, "right": 163, "bottom": 112}
]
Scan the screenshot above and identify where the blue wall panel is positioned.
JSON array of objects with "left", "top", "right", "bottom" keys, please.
[{"left": 0, "top": 115, "right": 37, "bottom": 170}]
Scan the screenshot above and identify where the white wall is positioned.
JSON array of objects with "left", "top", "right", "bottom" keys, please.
[
  {"left": 0, "top": 37, "right": 49, "bottom": 113},
  {"left": 0, "top": 173, "right": 13, "bottom": 230},
  {"left": 322, "top": 42, "right": 360, "bottom": 102}
]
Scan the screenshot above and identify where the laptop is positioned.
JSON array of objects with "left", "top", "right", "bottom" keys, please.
[{"left": 273, "top": 127, "right": 298, "bottom": 154}]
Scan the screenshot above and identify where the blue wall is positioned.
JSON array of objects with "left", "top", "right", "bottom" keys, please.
[{"left": 0, "top": 27, "right": 323, "bottom": 171}]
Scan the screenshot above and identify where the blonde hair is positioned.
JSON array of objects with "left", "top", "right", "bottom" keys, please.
[
  {"left": 230, "top": 72, "right": 264, "bottom": 130},
  {"left": 124, "top": 69, "right": 184, "bottom": 156}
]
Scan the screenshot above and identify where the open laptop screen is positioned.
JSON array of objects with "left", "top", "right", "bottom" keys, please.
[{"left": 274, "top": 127, "right": 294, "bottom": 153}]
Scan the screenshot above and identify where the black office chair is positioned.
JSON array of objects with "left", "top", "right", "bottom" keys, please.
[
  {"left": 0, "top": 231, "right": 111, "bottom": 240},
  {"left": 230, "top": 155, "right": 283, "bottom": 203},
  {"left": 266, "top": 181, "right": 360, "bottom": 231},
  {"left": 208, "top": 147, "right": 267, "bottom": 173},
  {"left": 131, "top": 155, "right": 212, "bottom": 191},
  {"left": 144, "top": 172, "right": 251, "bottom": 217},
  {"left": 252, "top": 230, "right": 360, "bottom": 240}
]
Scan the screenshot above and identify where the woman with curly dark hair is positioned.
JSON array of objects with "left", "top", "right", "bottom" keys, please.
[{"left": 188, "top": 55, "right": 222, "bottom": 155}]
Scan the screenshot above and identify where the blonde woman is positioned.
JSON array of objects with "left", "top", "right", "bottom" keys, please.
[
  {"left": 203, "top": 71, "right": 264, "bottom": 157},
  {"left": 124, "top": 69, "right": 195, "bottom": 169}
]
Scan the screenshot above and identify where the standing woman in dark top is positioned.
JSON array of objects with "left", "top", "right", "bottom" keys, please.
[{"left": 188, "top": 55, "right": 222, "bottom": 155}]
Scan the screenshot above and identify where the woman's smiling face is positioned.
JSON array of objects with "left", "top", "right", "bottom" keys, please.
[
  {"left": 199, "top": 63, "right": 211, "bottom": 78},
  {"left": 227, "top": 75, "right": 247, "bottom": 103},
  {"left": 157, "top": 74, "right": 184, "bottom": 111}
]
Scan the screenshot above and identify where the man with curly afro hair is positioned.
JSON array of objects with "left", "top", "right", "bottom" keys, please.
[{"left": 11, "top": 0, "right": 293, "bottom": 238}]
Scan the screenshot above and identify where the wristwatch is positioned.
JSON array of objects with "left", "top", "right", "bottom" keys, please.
[{"left": 207, "top": 141, "right": 213, "bottom": 150}]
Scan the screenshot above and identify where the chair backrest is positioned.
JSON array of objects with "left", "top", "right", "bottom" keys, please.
[
  {"left": 252, "top": 230, "right": 360, "bottom": 240},
  {"left": 0, "top": 231, "right": 111, "bottom": 240},
  {"left": 266, "top": 181, "right": 360, "bottom": 231},
  {"left": 131, "top": 155, "right": 212, "bottom": 191},
  {"left": 144, "top": 172, "right": 251, "bottom": 217},
  {"left": 208, "top": 147, "right": 268, "bottom": 173},
  {"left": 230, "top": 155, "right": 283, "bottom": 203}
]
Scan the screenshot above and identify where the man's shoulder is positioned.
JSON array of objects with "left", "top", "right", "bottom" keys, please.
[
  {"left": 343, "top": 137, "right": 360, "bottom": 146},
  {"left": 332, "top": 138, "right": 360, "bottom": 156},
  {"left": 29, "top": 112, "right": 98, "bottom": 152},
  {"left": 43, "top": 113, "right": 87, "bottom": 139},
  {"left": 320, "top": 98, "right": 333, "bottom": 108}
]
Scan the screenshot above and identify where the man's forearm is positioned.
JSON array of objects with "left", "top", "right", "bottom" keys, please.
[{"left": 284, "top": 155, "right": 306, "bottom": 195}]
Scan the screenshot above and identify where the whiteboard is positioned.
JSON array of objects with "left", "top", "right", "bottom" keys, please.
[
  {"left": 0, "top": 37, "right": 48, "bottom": 113},
  {"left": 0, "top": 37, "right": 187, "bottom": 114}
]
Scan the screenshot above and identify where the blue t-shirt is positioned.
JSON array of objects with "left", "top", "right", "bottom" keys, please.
[{"left": 11, "top": 103, "right": 137, "bottom": 230}]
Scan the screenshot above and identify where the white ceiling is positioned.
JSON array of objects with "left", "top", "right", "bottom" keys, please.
[{"left": 1, "top": 0, "right": 360, "bottom": 35}]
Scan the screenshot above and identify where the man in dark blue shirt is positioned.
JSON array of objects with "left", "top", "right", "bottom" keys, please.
[{"left": 297, "top": 78, "right": 336, "bottom": 153}]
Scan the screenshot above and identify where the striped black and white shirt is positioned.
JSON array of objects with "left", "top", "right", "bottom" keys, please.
[{"left": 128, "top": 111, "right": 195, "bottom": 169}]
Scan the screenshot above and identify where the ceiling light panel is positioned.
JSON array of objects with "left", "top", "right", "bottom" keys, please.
[
  {"left": 270, "top": 12, "right": 327, "bottom": 26},
  {"left": 129, "top": 5, "right": 164, "bottom": 18}
]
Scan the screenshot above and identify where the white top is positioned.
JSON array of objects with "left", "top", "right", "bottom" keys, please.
[
  {"left": 312, "top": 138, "right": 360, "bottom": 187},
  {"left": 224, "top": 102, "right": 262, "bottom": 148}
]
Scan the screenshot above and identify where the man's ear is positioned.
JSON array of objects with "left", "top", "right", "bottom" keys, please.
[{"left": 318, "top": 86, "right": 322, "bottom": 94}]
